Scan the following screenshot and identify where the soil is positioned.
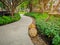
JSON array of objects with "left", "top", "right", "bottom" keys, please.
[
  {"left": 39, "top": 33, "right": 52, "bottom": 45},
  {"left": 30, "top": 35, "right": 50, "bottom": 45}
]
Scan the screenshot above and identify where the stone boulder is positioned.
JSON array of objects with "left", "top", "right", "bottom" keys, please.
[
  {"left": 28, "top": 28, "right": 37, "bottom": 38},
  {"left": 29, "top": 24, "right": 36, "bottom": 29}
]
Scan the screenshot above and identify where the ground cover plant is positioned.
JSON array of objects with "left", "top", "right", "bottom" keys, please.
[
  {"left": 25, "top": 12, "right": 60, "bottom": 45},
  {"left": 0, "top": 13, "right": 21, "bottom": 25}
]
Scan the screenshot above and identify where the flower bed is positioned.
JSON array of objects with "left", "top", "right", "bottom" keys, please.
[{"left": 25, "top": 12, "right": 60, "bottom": 45}]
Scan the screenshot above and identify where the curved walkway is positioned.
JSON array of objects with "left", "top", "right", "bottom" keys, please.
[{"left": 0, "top": 15, "right": 34, "bottom": 45}]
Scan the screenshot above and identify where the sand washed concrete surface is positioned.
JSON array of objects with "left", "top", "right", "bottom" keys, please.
[{"left": 0, "top": 15, "right": 34, "bottom": 45}]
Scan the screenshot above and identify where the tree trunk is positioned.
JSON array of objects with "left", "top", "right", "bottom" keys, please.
[
  {"left": 28, "top": 1, "right": 32, "bottom": 12},
  {"left": 29, "top": 4, "right": 32, "bottom": 12},
  {"left": 39, "top": 0, "right": 44, "bottom": 13},
  {"left": 42, "top": 2, "right": 44, "bottom": 13},
  {"left": 11, "top": 9, "right": 15, "bottom": 17}
]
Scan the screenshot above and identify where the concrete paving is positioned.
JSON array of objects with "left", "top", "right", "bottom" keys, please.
[{"left": 0, "top": 15, "right": 34, "bottom": 45}]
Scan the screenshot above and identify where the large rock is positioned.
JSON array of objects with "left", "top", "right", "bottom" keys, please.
[
  {"left": 28, "top": 28, "right": 37, "bottom": 38},
  {"left": 29, "top": 24, "right": 36, "bottom": 29}
]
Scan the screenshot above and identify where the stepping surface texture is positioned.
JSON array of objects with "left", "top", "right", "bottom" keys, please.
[{"left": 0, "top": 15, "right": 34, "bottom": 45}]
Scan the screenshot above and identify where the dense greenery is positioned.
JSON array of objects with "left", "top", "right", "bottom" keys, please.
[
  {"left": 0, "top": 13, "right": 21, "bottom": 25},
  {"left": 25, "top": 12, "right": 60, "bottom": 45},
  {"left": 0, "top": 2, "right": 3, "bottom": 8}
]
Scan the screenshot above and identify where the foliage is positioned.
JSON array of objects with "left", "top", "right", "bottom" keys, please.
[
  {"left": 0, "top": 13, "right": 21, "bottom": 25},
  {"left": 25, "top": 12, "right": 42, "bottom": 19},
  {"left": 25, "top": 12, "right": 60, "bottom": 45},
  {"left": 0, "top": 0, "right": 28, "bottom": 16},
  {"left": 19, "top": 12, "right": 26, "bottom": 14},
  {"left": 17, "top": 1, "right": 29, "bottom": 12},
  {"left": 20, "top": 1, "right": 29, "bottom": 9},
  {"left": 52, "top": 35, "right": 60, "bottom": 45},
  {"left": 0, "top": 2, "right": 3, "bottom": 8}
]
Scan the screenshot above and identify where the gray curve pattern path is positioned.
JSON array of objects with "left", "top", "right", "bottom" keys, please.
[{"left": 0, "top": 15, "right": 34, "bottom": 45}]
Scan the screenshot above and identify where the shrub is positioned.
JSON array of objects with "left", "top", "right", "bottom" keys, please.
[
  {"left": 2, "top": 16, "right": 12, "bottom": 24},
  {"left": 52, "top": 35, "right": 60, "bottom": 45},
  {"left": 25, "top": 12, "right": 60, "bottom": 45},
  {"left": 0, "top": 13, "right": 21, "bottom": 25}
]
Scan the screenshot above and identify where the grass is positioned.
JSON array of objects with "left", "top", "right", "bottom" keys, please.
[{"left": 19, "top": 11, "right": 27, "bottom": 14}]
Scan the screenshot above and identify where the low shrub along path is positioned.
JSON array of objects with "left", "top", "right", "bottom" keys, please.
[{"left": 0, "top": 15, "right": 33, "bottom": 45}]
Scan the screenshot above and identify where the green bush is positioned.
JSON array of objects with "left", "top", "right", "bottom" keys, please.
[
  {"left": 2, "top": 16, "right": 12, "bottom": 24},
  {"left": 25, "top": 12, "right": 60, "bottom": 45},
  {"left": 25, "top": 12, "right": 42, "bottom": 19},
  {"left": 52, "top": 35, "right": 60, "bottom": 45},
  {"left": 0, "top": 13, "right": 21, "bottom": 25}
]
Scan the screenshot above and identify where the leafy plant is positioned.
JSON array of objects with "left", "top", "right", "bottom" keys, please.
[
  {"left": 0, "top": 13, "right": 21, "bottom": 25},
  {"left": 25, "top": 12, "right": 60, "bottom": 45},
  {"left": 52, "top": 35, "right": 60, "bottom": 45}
]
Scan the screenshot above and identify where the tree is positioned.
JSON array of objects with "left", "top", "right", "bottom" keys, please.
[
  {"left": 28, "top": 0, "right": 38, "bottom": 12},
  {"left": 45, "top": 0, "right": 56, "bottom": 22},
  {"left": 37, "top": 0, "right": 49, "bottom": 13},
  {"left": 28, "top": 0, "right": 33, "bottom": 12},
  {"left": 41, "top": 0, "right": 50, "bottom": 12},
  {"left": 0, "top": 0, "right": 27, "bottom": 16},
  {"left": 0, "top": 2, "right": 3, "bottom": 10}
]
